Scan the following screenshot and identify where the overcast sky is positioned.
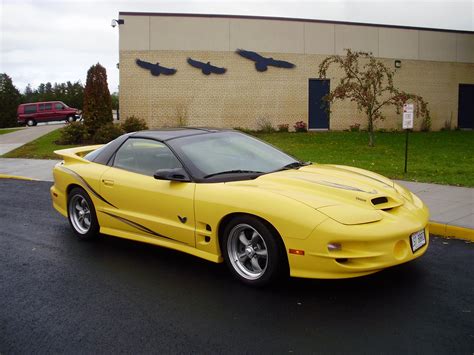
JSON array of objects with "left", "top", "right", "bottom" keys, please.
[{"left": 1, "top": 0, "right": 473, "bottom": 94}]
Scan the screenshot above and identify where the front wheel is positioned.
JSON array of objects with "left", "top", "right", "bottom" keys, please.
[
  {"left": 26, "top": 119, "right": 36, "bottom": 127},
  {"left": 68, "top": 187, "right": 99, "bottom": 240},
  {"left": 222, "top": 216, "right": 287, "bottom": 286},
  {"left": 66, "top": 115, "right": 75, "bottom": 123}
]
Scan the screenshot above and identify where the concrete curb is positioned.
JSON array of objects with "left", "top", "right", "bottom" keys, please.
[
  {"left": 429, "top": 222, "right": 474, "bottom": 242},
  {"left": 0, "top": 174, "right": 37, "bottom": 181}
]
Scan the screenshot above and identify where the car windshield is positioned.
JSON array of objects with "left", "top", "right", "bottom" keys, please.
[{"left": 168, "top": 131, "right": 299, "bottom": 180}]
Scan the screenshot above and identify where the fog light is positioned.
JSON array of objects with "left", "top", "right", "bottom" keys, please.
[{"left": 327, "top": 243, "right": 342, "bottom": 251}]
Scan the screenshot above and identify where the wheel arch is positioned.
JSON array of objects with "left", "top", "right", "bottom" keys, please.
[
  {"left": 217, "top": 212, "right": 289, "bottom": 271},
  {"left": 66, "top": 183, "right": 84, "bottom": 197}
]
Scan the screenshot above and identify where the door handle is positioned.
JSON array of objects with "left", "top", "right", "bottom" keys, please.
[{"left": 102, "top": 179, "right": 114, "bottom": 186}]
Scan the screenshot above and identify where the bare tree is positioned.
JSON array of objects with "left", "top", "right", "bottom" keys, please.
[{"left": 319, "top": 49, "right": 431, "bottom": 146}]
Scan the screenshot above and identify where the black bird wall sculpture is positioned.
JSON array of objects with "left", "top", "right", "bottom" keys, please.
[
  {"left": 187, "top": 58, "right": 227, "bottom": 75},
  {"left": 236, "top": 49, "right": 296, "bottom": 72},
  {"left": 136, "top": 59, "right": 177, "bottom": 76}
]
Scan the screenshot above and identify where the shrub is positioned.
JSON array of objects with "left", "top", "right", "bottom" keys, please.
[
  {"left": 277, "top": 124, "right": 289, "bottom": 132},
  {"left": 420, "top": 114, "right": 431, "bottom": 132},
  {"left": 92, "top": 123, "right": 124, "bottom": 144},
  {"left": 441, "top": 118, "right": 452, "bottom": 131},
  {"left": 176, "top": 105, "right": 188, "bottom": 127},
  {"left": 120, "top": 116, "right": 148, "bottom": 133},
  {"left": 57, "top": 121, "right": 89, "bottom": 144},
  {"left": 233, "top": 127, "right": 255, "bottom": 135},
  {"left": 293, "top": 121, "right": 307, "bottom": 132},
  {"left": 349, "top": 123, "right": 360, "bottom": 132},
  {"left": 256, "top": 118, "right": 275, "bottom": 133}
]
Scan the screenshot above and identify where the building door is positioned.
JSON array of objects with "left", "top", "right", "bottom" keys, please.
[
  {"left": 458, "top": 84, "right": 474, "bottom": 129},
  {"left": 309, "top": 79, "right": 330, "bottom": 129}
]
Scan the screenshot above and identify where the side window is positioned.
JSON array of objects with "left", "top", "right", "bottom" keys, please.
[
  {"left": 113, "top": 138, "right": 182, "bottom": 176},
  {"left": 39, "top": 104, "right": 45, "bottom": 111},
  {"left": 44, "top": 103, "right": 52, "bottom": 111},
  {"left": 24, "top": 105, "right": 37, "bottom": 114},
  {"left": 55, "top": 103, "right": 64, "bottom": 110}
]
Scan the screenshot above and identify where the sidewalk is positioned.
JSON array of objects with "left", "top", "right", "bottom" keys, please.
[
  {"left": 0, "top": 158, "right": 59, "bottom": 181},
  {"left": 0, "top": 157, "right": 472, "bottom": 235},
  {"left": 0, "top": 123, "right": 63, "bottom": 155},
  {"left": 395, "top": 180, "right": 473, "bottom": 230}
]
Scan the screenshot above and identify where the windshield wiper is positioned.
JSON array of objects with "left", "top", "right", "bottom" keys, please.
[
  {"left": 276, "top": 161, "right": 311, "bottom": 171},
  {"left": 204, "top": 170, "right": 264, "bottom": 179}
]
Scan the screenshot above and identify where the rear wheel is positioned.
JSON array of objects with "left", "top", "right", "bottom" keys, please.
[
  {"left": 26, "top": 119, "right": 36, "bottom": 127},
  {"left": 222, "top": 215, "right": 287, "bottom": 286},
  {"left": 67, "top": 187, "right": 99, "bottom": 240}
]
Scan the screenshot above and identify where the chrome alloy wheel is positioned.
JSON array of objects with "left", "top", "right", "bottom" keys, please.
[
  {"left": 227, "top": 223, "right": 269, "bottom": 280},
  {"left": 69, "top": 194, "right": 92, "bottom": 234}
]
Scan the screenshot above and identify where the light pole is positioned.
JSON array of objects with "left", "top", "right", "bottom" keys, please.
[{"left": 111, "top": 19, "right": 123, "bottom": 120}]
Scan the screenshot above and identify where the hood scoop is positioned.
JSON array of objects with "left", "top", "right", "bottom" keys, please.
[{"left": 370, "top": 196, "right": 402, "bottom": 210}]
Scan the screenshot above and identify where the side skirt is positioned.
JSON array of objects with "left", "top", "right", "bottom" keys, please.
[{"left": 99, "top": 226, "right": 223, "bottom": 264}]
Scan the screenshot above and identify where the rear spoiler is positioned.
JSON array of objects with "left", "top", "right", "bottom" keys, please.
[{"left": 54, "top": 145, "right": 103, "bottom": 164}]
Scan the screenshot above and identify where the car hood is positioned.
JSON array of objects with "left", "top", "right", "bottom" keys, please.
[{"left": 230, "top": 164, "right": 407, "bottom": 225}]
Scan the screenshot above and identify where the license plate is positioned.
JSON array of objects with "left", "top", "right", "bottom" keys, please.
[{"left": 410, "top": 229, "right": 426, "bottom": 253}]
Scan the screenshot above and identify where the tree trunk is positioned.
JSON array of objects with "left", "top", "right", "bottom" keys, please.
[{"left": 367, "top": 114, "right": 375, "bottom": 147}]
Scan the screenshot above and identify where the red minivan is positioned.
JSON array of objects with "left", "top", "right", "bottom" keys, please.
[{"left": 17, "top": 101, "right": 81, "bottom": 126}]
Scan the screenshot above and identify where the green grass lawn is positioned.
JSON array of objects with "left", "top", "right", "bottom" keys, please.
[
  {"left": 0, "top": 128, "right": 22, "bottom": 135},
  {"left": 2, "top": 128, "right": 473, "bottom": 186},
  {"left": 256, "top": 131, "right": 474, "bottom": 187},
  {"left": 2, "top": 129, "right": 79, "bottom": 159}
]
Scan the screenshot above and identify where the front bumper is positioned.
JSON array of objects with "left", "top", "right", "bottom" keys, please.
[{"left": 285, "top": 207, "right": 430, "bottom": 279}]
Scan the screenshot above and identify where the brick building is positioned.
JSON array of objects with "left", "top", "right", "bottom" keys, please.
[{"left": 118, "top": 12, "right": 474, "bottom": 131}]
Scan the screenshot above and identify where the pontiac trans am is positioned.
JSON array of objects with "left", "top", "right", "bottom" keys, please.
[{"left": 51, "top": 128, "right": 429, "bottom": 286}]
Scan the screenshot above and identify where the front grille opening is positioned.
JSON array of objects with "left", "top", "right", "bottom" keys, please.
[
  {"left": 336, "top": 258, "right": 348, "bottom": 264},
  {"left": 382, "top": 207, "right": 393, "bottom": 211},
  {"left": 372, "top": 197, "right": 388, "bottom": 205}
]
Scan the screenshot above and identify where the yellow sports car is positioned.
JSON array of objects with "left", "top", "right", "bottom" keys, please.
[{"left": 51, "top": 128, "right": 429, "bottom": 286}]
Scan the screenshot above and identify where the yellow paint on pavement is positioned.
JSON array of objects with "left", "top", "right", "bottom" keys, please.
[{"left": 0, "top": 174, "right": 37, "bottom": 181}]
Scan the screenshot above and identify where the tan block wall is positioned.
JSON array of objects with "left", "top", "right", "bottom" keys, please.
[{"left": 119, "top": 50, "right": 474, "bottom": 131}]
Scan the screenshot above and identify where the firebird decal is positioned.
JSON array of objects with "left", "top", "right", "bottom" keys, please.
[
  {"left": 100, "top": 211, "right": 185, "bottom": 244},
  {"left": 58, "top": 166, "right": 118, "bottom": 208}
]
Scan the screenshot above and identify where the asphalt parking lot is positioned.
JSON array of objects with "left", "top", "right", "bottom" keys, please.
[{"left": 1, "top": 179, "right": 473, "bottom": 354}]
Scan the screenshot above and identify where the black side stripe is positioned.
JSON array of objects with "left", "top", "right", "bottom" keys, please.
[
  {"left": 100, "top": 211, "right": 185, "bottom": 244},
  {"left": 59, "top": 166, "right": 118, "bottom": 208},
  {"left": 328, "top": 166, "right": 394, "bottom": 188}
]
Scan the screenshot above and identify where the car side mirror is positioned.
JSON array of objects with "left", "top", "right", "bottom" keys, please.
[{"left": 153, "top": 168, "right": 191, "bottom": 182}]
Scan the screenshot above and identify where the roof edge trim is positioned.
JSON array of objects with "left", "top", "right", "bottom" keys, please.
[{"left": 118, "top": 11, "right": 474, "bottom": 34}]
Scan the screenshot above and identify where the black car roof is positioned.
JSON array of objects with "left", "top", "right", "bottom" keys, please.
[
  {"left": 87, "top": 128, "right": 232, "bottom": 166},
  {"left": 131, "top": 127, "right": 226, "bottom": 141}
]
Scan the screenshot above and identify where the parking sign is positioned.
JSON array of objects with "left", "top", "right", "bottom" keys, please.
[{"left": 403, "top": 104, "right": 414, "bottom": 129}]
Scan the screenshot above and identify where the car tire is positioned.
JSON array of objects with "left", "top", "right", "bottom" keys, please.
[
  {"left": 67, "top": 187, "right": 99, "bottom": 240},
  {"left": 67, "top": 115, "right": 75, "bottom": 123},
  {"left": 26, "top": 119, "right": 36, "bottom": 127},
  {"left": 222, "top": 215, "right": 288, "bottom": 286}
]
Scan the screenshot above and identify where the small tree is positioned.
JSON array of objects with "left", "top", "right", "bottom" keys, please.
[
  {"left": 82, "top": 63, "right": 112, "bottom": 134},
  {"left": 319, "top": 49, "right": 430, "bottom": 146},
  {"left": 0, "top": 73, "right": 22, "bottom": 128}
]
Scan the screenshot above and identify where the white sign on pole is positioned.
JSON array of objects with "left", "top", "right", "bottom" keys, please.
[{"left": 402, "top": 103, "right": 414, "bottom": 129}]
